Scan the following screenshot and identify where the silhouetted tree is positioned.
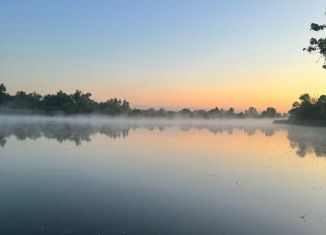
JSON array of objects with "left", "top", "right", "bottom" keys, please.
[
  {"left": 180, "top": 108, "right": 192, "bottom": 118},
  {"left": 303, "top": 11, "right": 326, "bottom": 69},
  {"left": 6, "top": 91, "right": 42, "bottom": 111},
  {"left": 262, "top": 107, "right": 277, "bottom": 118},
  {"left": 42, "top": 91, "right": 75, "bottom": 114},
  {"left": 71, "top": 90, "right": 95, "bottom": 114},
  {"left": 226, "top": 107, "right": 235, "bottom": 117},
  {"left": 0, "top": 83, "right": 9, "bottom": 105},
  {"left": 288, "top": 93, "right": 326, "bottom": 124},
  {"left": 245, "top": 107, "right": 258, "bottom": 118},
  {"left": 98, "top": 98, "right": 130, "bottom": 115},
  {"left": 208, "top": 107, "right": 221, "bottom": 118},
  {"left": 0, "top": 84, "right": 6, "bottom": 95}
]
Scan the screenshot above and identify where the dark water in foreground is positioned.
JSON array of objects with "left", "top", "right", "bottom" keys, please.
[{"left": 0, "top": 117, "right": 326, "bottom": 235}]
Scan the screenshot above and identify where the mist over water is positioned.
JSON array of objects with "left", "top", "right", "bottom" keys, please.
[
  {"left": 0, "top": 116, "right": 325, "bottom": 158},
  {"left": 1, "top": 116, "right": 326, "bottom": 234}
]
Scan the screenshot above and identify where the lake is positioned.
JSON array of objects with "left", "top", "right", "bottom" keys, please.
[{"left": 0, "top": 117, "right": 326, "bottom": 235}]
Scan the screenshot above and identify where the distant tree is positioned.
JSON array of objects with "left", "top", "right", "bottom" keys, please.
[
  {"left": 262, "top": 107, "right": 277, "bottom": 118},
  {"left": 121, "top": 100, "right": 131, "bottom": 113},
  {"left": 245, "top": 107, "right": 258, "bottom": 118},
  {"left": 147, "top": 108, "right": 156, "bottom": 116},
  {"left": 42, "top": 91, "right": 75, "bottom": 114},
  {"left": 193, "top": 109, "right": 208, "bottom": 118},
  {"left": 226, "top": 107, "right": 235, "bottom": 117},
  {"left": 98, "top": 98, "right": 131, "bottom": 115},
  {"left": 8, "top": 91, "right": 42, "bottom": 111},
  {"left": 0, "top": 83, "right": 9, "bottom": 105},
  {"left": 158, "top": 108, "right": 166, "bottom": 117},
  {"left": 238, "top": 112, "right": 245, "bottom": 118},
  {"left": 208, "top": 107, "right": 221, "bottom": 118},
  {"left": 303, "top": 11, "right": 326, "bottom": 69},
  {"left": 0, "top": 84, "right": 6, "bottom": 94},
  {"left": 180, "top": 108, "right": 192, "bottom": 118},
  {"left": 71, "top": 90, "right": 94, "bottom": 114}
]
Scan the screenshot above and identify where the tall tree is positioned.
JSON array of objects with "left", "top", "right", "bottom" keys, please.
[{"left": 304, "top": 11, "right": 326, "bottom": 69}]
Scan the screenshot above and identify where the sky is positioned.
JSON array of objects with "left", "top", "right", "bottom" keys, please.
[{"left": 1, "top": 0, "right": 326, "bottom": 112}]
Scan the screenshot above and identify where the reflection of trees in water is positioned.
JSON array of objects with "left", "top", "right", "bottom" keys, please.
[
  {"left": 0, "top": 122, "right": 130, "bottom": 146},
  {"left": 177, "top": 125, "right": 278, "bottom": 137},
  {"left": 2, "top": 120, "right": 325, "bottom": 158},
  {"left": 287, "top": 127, "right": 326, "bottom": 157},
  {"left": 0, "top": 121, "right": 281, "bottom": 147}
]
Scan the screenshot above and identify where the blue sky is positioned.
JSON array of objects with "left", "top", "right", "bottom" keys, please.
[{"left": 1, "top": 0, "right": 325, "bottom": 111}]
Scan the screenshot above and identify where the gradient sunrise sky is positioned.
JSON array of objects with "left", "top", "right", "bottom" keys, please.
[{"left": 1, "top": 0, "right": 326, "bottom": 112}]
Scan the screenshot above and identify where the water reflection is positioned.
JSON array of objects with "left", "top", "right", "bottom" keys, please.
[
  {"left": 1, "top": 118, "right": 326, "bottom": 235},
  {"left": 1, "top": 119, "right": 326, "bottom": 157},
  {"left": 287, "top": 126, "right": 326, "bottom": 157},
  {"left": 0, "top": 120, "right": 278, "bottom": 145}
]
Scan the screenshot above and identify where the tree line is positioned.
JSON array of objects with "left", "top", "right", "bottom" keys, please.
[
  {"left": 0, "top": 84, "right": 131, "bottom": 115},
  {"left": 286, "top": 94, "right": 326, "bottom": 125},
  {"left": 0, "top": 84, "right": 281, "bottom": 118}
]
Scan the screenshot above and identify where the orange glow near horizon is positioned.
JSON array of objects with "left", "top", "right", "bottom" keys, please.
[
  {"left": 5, "top": 58, "right": 326, "bottom": 113},
  {"left": 89, "top": 68, "right": 326, "bottom": 113}
]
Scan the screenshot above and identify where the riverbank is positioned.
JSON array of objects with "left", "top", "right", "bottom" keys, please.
[{"left": 274, "top": 119, "right": 326, "bottom": 127}]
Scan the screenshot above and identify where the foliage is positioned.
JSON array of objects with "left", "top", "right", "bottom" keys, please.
[
  {"left": 245, "top": 107, "right": 258, "bottom": 118},
  {"left": 303, "top": 12, "right": 326, "bottom": 69},
  {"left": 0, "top": 84, "right": 131, "bottom": 116},
  {"left": 289, "top": 93, "right": 326, "bottom": 121},
  {"left": 262, "top": 107, "right": 277, "bottom": 118},
  {"left": 0, "top": 83, "right": 9, "bottom": 105},
  {"left": 0, "top": 84, "right": 281, "bottom": 118}
]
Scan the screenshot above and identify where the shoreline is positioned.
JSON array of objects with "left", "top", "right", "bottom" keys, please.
[{"left": 274, "top": 119, "right": 326, "bottom": 127}]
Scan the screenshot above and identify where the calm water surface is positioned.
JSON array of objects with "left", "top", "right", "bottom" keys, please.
[{"left": 0, "top": 117, "right": 326, "bottom": 235}]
